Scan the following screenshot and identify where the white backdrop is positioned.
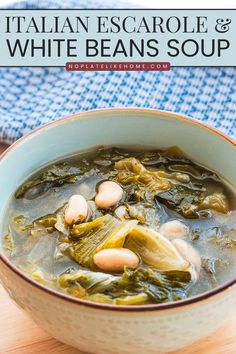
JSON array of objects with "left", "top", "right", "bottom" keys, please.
[{"left": 1, "top": 0, "right": 236, "bottom": 7}]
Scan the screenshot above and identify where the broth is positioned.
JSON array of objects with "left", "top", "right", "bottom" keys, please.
[{"left": 3, "top": 146, "right": 236, "bottom": 306}]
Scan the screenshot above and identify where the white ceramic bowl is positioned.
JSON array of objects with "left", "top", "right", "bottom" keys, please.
[{"left": 0, "top": 108, "right": 236, "bottom": 354}]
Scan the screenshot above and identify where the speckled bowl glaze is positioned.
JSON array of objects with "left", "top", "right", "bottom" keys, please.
[{"left": 0, "top": 108, "right": 236, "bottom": 354}]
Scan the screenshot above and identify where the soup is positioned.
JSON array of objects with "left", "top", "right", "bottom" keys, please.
[{"left": 3, "top": 146, "right": 236, "bottom": 306}]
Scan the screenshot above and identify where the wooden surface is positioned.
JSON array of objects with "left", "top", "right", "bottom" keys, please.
[
  {"left": 0, "top": 143, "right": 236, "bottom": 354},
  {"left": 0, "top": 143, "right": 8, "bottom": 154}
]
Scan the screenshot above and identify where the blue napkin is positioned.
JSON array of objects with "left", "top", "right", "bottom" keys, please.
[{"left": 1, "top": 0, "right": 235, "bottom": 144}]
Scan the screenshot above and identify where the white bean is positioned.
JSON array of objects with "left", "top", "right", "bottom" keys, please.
[
  {"left": 94, "top": 248, "right": 139, "bottom": 272},
  {"left": 172, "top": 239, "right": 201, "bottom": 279},
  {"left": 95, "top": 181, "right": 123, "bottom": 209},
  {"left": 159, "top": 220, "right": 189, "bottom": 238},
  {"left": 65, "top": 194, "right": 88, "bottom": 225}
]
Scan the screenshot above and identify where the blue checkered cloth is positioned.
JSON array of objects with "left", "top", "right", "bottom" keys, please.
[{"left": 1, "top": 0, "right": 235, "bottom": 144}]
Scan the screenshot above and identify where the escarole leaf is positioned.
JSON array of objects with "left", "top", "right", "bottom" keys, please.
[
  {"left": 70, "top": 214, "right": 112, "bottom": 238},
  {"left": 115, "top": 157, "right": 171, "bottom": 192},
  {"left": 120, "top": 267, "right": 192, "bottom": 303},
  {"left": 125, "top": 203, "right": 161, "bottom": 229},
  {"left": 57, "top": 267, "right": 192, "bottom": 305},
  {"left": 115, "top": 156, "right": 229, "bottom": 219},
  {"left": 114, "top": 293, "right": 150, "bottom": 305},
  {"left": 20, "top": 213, "right": 58, "bottom": 235},
  {"left": 115, "top": 156, "right": 191, "bottom": 192},
  {"left": 87, "top": 292, "right": 150, "bottom": 305},
  {"left": 87, "top": 293, "right": 150, "bottom": 305},
  {"left": 58, "top": 270, "right": 119, "bottom": 298},
  {"left": 67, "top": 215, "right": 138, "bottom": 269},
  {"left": 156, "top": 186, "right": 229, "bottom": 218},
  {"left": 138, "top": 146, "right": 185, "bottom": 167},
  {"left": 15, "top": 163, "right": 82, "bottom": 199},
  {"left": 68, "top": 215, "right": 188, "bottom": 272},
  {"left": 155, "top": 185, "right": 204, "bottom": 218},
  {"left": 126, "top": 204, "right": 146, "bottom": 224},
  {"left": 168, "top": 164, "right": 220, "bottom": 182},
  {"left": 200, "top": 193, "right": 229, "bottom": 214},
  {"left": 58, "top": 270, "right": 123, "bottom": 303},
  {"left": 125, "top": 226, "right": 189, "bottom": 271},
  {"left": 35, "top": 214, "right": 57, "bottom": 228}
]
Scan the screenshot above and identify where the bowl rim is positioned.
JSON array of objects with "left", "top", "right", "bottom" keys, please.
[{"left": 0, "top": 107, "right": 236, "bottom": 312}]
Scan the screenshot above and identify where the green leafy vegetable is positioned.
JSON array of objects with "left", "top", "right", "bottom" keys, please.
[
  {"left": 20, "top": 213, "right": 57, "bottom": 234},
  {"left": 69, "top": 217, "right": 189, "bottom": 272},
  {"left": 120, "top": 267, "right": 192, "bottom": 303},
  {"left": 169, "top": 164, "right": 202, "bottom": 177},
  {"left": 58, "top": 270, "right": 118, "bottom": 295},
  {"left": 125, "top": 225, "right": 189, "bottom": 271},
  {"left": 126, "top": 204, "right": 146, "bottom": 224},
  {"left": 168, "top": 163, "right": 220, "bottom": 182},
  {"left": 114, "top": 293, "right": 150, "bottom": 305},
  {"left": 155, "top": 185, "right": 204, "bottom": 218},
  {"left": 35, "top": 215, "right": 57, "bottom": 228},
  {"left": 115, "top": 157, "right": 171, "bottom": 192},
  {"left": 125, "top": 204, "right": 161, "bottom": 229},
  {"left": 139, "top": 146, "right": 185, "bottom": 167},
  {"left": 200, "top": 193, "right": 229, "bottom": 214},
  {"left": 15, "top": 163, "right": 82, "bottom": 199},
  {"left": 70, "top": 214, "right": 111, "bottom": 238},
  {"left": 67, "top": 216, "right": 138, "bottom": 269},
  {"left": 57, "top": 267, "right": 192, "bottom": 305},
  {"left": 6, "top": 146, "right": 233, "bottom": 306}
]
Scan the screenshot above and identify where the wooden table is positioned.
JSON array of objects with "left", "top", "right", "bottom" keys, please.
[{"left": 0, "top": 143, "right": 235, "bottom": 354}]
